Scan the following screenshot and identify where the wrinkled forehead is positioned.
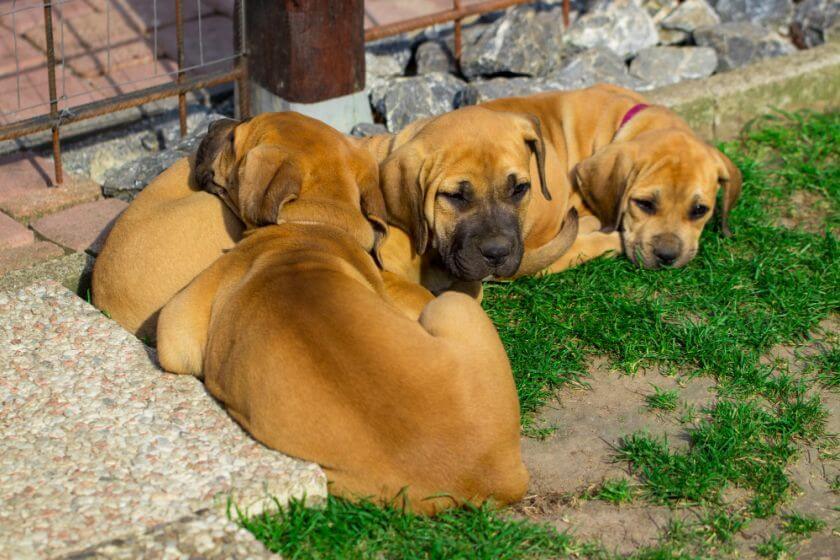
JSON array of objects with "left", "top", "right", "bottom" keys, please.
[{"left": 635, "top": 137, "right": 720, "bottom": 196}]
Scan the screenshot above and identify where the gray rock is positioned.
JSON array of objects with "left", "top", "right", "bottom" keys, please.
[
  {"left": 461, "top": 3, "right": 565, "bottom": 79},
  {"left": 550, "top": 47, "right": 654, "bottom": 90},
  {"left": 567, "top": 0, "right": 659, "bottom": 58},
  {"left": 710, "top": 0, "right": 795, "bottom": 31},
  {"left": 791, "top": 0, "right": 840, "bottom": 48},
  {"left": 365, "top": 38, "right": 413, "bottom": 89},
  {"left": 349, "top": 122, "right": 389, "bottom": 138},
  {"left": 694, "top": 21, "right": 795, "bottom": 72},
  {"left": 661, "top": 0, "right": 720, "bottom": 33},
  {"left": 640, "top": 0, "right": 680, "bottom": 22},
  {"left": 369, "top": 72, "right": 467, "bottom": 132},
  {"left": 659, "top": 0, "right": 720, "bottom": 45},
  {"left": 60, "top": 107, "right": 219, "bottom": 184},
  {"left": 415, "top": 40, "right": 456, "bottom": 75},
  {"left": 629, "top": 46, "right": 718, "bottom": 87},
  {"left": 100, "top": 115, "right": 227, "bottom": 201},
  {"left": 101, "top": 150, "right": 185, "bottom": 201},
  {"left": 456, "top": 77, "right": 558, "bottom": 106}
]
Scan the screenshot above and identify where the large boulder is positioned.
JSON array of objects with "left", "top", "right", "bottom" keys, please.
[
  {"left": 460, "top": 3, "right": 565, "bottom": 79},
  {"left": 709, "top": 0, "right": 794, "bottom": 31},
  {"left": 369, "top": 72, "right": 467, "bottom": 132},
  {"left": 456, "top": 77, "right": 558, "bottom": 106},
  {"left": 566, "top": 0, "right": 659, "bottom": 59},
  {"left": 659, "top": 0, "right": 720, "bottom": 44},
  {"left": 550, "top": 47, "right": 653, "bottom": 90},
  {"left": 694, "top": 22, "right": 795, "bottom": 72},
  {"left": 629, "top": 46, "right": 718, "bottom": 87},
  {"left": 791, "top": 0, "right": 840, "bottom": 48}
]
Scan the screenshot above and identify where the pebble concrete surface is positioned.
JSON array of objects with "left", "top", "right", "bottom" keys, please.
[{"left": 0, "top": 281, "right": 327, "bottom": 559}]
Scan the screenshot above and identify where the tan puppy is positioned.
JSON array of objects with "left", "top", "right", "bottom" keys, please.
[
  {"left": 157, "top": 112, "right": 528, "bottom": 514},
  {"left": 92, "top": 156, "right": 244, "bottom": 341},
  {"left": 356, "top": 106, "right": 579, "bottom": 295},
  {"left": 481, "top": 84, "right": 743, "bottom": 270}
]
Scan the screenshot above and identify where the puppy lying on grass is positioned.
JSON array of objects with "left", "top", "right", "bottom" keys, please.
[{"left": 156, "top": 112, "right": 528, "bottom": 514}]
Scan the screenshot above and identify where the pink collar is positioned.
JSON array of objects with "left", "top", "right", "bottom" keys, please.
[{"left": 619, "top": 103, "right": 649, "bottom": 129}]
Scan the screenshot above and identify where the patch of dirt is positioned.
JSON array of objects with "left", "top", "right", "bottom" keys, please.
[
  {"left": 774, "top": 190, "right": 836, "bottom": 235},
  {"left": 521, "top": 359, "right": 715, "bottom": 496},
  {"left": 517, "top": 498, "right": 674, "bottom": 556}
]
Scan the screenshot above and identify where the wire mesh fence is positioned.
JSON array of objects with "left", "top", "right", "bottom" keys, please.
[{"left": 0, "top": 0, "right": 247, "bottom": 184}]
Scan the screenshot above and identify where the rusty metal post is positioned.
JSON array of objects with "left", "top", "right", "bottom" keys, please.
[
  {"left": 175, "top": 0, "right": 186, "bottom": 136},
  {"left": 234, "top": 0, "right": 250, "bottom": 119},
  {"left": 43, "top": 0, "right": 63, "bottom": 186},
  {"left": 563, "top": 0, "right": 570, "bottom": 28},
  {"left": 453, "top": 0, "right": 463, "bottom": 61}
]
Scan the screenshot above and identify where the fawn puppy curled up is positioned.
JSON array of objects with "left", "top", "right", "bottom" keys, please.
[
  {"left": 156, "top": 112, "right": 528, "bottom": 514},
  {"left": 91, "top": 156, "right": 244, "bottom": 341}
]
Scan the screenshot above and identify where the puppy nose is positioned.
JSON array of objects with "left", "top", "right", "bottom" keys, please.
[
  {"left": 479, "top": 237, "right": 512, "bottom": 266},
  {"left": 652, "top": 234, "right": 682, "bottom": 267},
  {"left": 653, "top": 247, "right": 679, "bottom": 266}
]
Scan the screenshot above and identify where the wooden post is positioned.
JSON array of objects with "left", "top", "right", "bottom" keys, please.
[{"left": 246, "top": 0, "right": 365, "bottom": 104}]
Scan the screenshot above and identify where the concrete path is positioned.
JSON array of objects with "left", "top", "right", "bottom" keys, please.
[{"left": 0, "top": 281, "right": 326, "bottom": 559}]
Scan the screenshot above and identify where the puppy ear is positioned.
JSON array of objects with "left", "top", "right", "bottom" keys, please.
[
  {"left": 194, "top": 118, "right": 238, "bottom": 192},
  {"left": 573, "top": 144, "right": 637, "bottom": 232},
  {"left": 236, "top": 145, "right": 302, "bottom": 227},
  {"left": 517, "top": 113, "right": 552, "bottom": 201},
  {"left": 358, "top": 165, "right": 389, "bottom": 267},
  {"left": 713, "top": 149, "right": 743, "bottom": 237},
  {"left": 380, "top": 146, "right": 429, "bottom": 256}
]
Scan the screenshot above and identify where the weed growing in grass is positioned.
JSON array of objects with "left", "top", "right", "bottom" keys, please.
[
  {"left": 781, "top": 512, "right": 826, "bottom": 536},
  {"left": 645, "top": 386, "right": 679, "bottom": 412},
  {"left": 810, "top": 344, "right": 839, "bottom": 390},
  {"left": 756, "top": 534, "right": 792, "bottom": 559},
  {"left": 596, "top": 478, "right": 635, "bottom": 504},
  {"left": 239, "top": 496, "right": 591, "bottom": 560}
]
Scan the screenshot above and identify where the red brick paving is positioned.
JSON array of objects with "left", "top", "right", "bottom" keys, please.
[
  {"left": 0, "top": 240, "right": 64, "bottom": 274},
  {"left": 0, "top": 152, "right": 101, "bottom": 222},
  {"left": 31, "top": 197, "right": 126, "bottom": 254},
  {"left": 0, "top": 211, "right": 34, "bottom": 249},
  {"left": 157, "top": 15, "right": 234, "bottom": 73}
]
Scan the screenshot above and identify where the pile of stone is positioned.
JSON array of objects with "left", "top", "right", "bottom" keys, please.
[{"left": 361, "top": 0, "right": 836, "bottom": 132}]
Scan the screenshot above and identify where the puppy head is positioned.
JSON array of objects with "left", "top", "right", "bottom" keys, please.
[
  {"left": 574, "top": 129, "right": 742, "bottom": 269},
  {"left": 380, "top": 106, "right": 550, "bottom": 281},
  {"left": 195, "top": 112, "right": 387, "bottom": 262}
]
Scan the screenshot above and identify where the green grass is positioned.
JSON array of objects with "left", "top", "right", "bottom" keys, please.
[
  {"left": 781, "top": 512, "right": 826, "bottom": 536},
  {"left": 240, "top": 111, "right": 839, "bottom": 558},
  {"left": 238, "top": 496, "right": 593, "bottom": 560},
  {"left": 595, "top": 478, "right": 635, "bottom": 504},
  {"left": 644, "top": 385, "right": 680, "bottom": 412}
]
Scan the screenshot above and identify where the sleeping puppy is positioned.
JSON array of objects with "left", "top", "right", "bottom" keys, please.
[
  {"left": 157, "top": 112, "right": 528, "bottom": 514},
  {"left": 481, "top": 84, "right": 743, "bottom": 271},
  {"left": 92, "top": 154, "right": 244, "bottom": 341},
  {"left": 356, "top": 105, "right": 579, "bottom": 295}
]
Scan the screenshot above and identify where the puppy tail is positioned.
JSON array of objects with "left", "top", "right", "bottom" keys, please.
[{"left": 512, "top": 207, "right": 579, "bottom": 278}]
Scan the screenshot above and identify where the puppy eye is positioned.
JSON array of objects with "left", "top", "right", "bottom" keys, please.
[
  {"left": 689, "top": 203, "right": 710, "bottom": 220},
  {"left": 632, "top": 198, "right": 656, "bottom": 215},
  {"left": 511, "top": 182, "right": 530, "bottom": 199},
  {"left": 439, "top": 191, "right": 469, "bottom": 205}
]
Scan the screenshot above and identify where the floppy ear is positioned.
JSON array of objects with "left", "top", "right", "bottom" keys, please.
[
  {"left": 517, "top": 113, "right": 552, "bottom": 201},
  {"left": 194, "top": 118, "right": 238, "bottom": 192},
  {"left": 572, "top": 144, "right": 637, "bottom": 232},
  {"left": 236, "top": 144, "right": 302, "bottom": 227},
  {"left": 380, "top": 145, "right": 429, "bottom": 256},
  {"left": 358, "top": 165, "right": 389, "bottom": 267},
  {"left": 713, "top": 149, "right": 743, "bottom": 237}
]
